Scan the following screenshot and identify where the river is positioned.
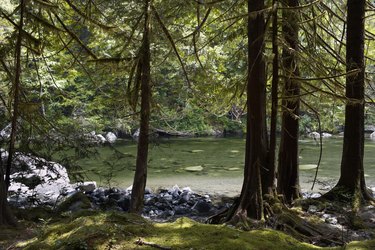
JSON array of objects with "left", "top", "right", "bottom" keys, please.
[{"left": 76, "top": 136, "right": 375, "bottom": 196}]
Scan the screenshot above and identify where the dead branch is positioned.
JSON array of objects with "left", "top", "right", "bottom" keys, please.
[{"left": 135, "top": 238, "right": 172, "bottom": 250}]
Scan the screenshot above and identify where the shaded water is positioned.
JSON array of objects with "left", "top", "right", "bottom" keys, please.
[{"left": 77, "top": 137, "right": 375, "bottom": 195}]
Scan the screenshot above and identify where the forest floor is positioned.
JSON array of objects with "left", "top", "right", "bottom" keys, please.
[
  {"left": 1, "top": 198, "right": 375, "bottom": 250},
  {"left": 1, "top": 210, "right": 375, "bottom": 250}
]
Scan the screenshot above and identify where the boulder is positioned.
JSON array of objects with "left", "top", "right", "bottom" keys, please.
[
  {"left": 365, "top": 125, "right": 375, "bottom": 133},
  {"left": 322, "top": 132, "right": 332, "bottom": 138},
  {"left": 5, "top": 152, "right": 73, "bottom": 205},
  {"left": 76, "top": 181, "right": 97, "bottom": 193},
  {"left": 308, "top": 132, "right": 332, "bottom": 139},
  {"left": 132, "top": 128, "right": 140, "bottom": 139},
  {"left": 308, "top": 132, "right": 320, "bottom": 139},
  {"left": 0, "top": 123, "right": 12, "bottom": 140},
  {"left": 105, "top": 132, "right": 117, "bottom": 143},
  {"left": 96, "top": 134, "right": 107, "bottom": 143},
  {"left": 56, "top": 192, "right": 92, "bottom": 213},
  {"left": 192, "top": 200, "right": 212, "bottom": 213}
]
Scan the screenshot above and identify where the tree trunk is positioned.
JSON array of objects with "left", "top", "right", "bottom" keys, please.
[
  {"left": 228, "top": 0, "right": 268, "bottom": 221},
  {"left": 5, "top": 0, "right": 24, "bottom": 192},
  {"left": 0, "top": 153, "right": 17, "bottom": 226},
  {"left": 325, "top": 0, "right": 372, "bottom": 203},
  {"left": 130, "top": 0, "right": 151, "bottom": 213},
  {"left": 277, "top": 0, "right": 301, "bottom": 204},
  {"left": 264, "top": 0, "right": 279, "bottom": 196}
]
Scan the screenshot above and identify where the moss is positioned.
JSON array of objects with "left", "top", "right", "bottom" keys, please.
[
  {"left": 345, "top": 240, "right": 375, "bottom": 250},
  {"left": 10, "top": 211, "right": 322, "bottom": 250},
  {"left": 6, "top": 210, "right": 374, "bottom": 250},
  {"left": 55, "top": 192, "right": 92, "bottom": 213},
  {"left": 13, "top": 206, "right": 54, "bottom": 222}
]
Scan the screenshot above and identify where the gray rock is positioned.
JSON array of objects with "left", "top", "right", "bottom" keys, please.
[
  {"left": 132, "top": 128, "right": 140, "bottom": 139},
  {"left": 97, "top": 134, "right": 107, "bottom": 143},
  {"left": 105, "top": 132, "right": 117, "bottom": 143},
  {"left": 370, "top": 132, "right": 375, "bottom": 140},
  {"left": 169, "top": 184, "right": 181, "bottom": 198},
  {"left": 308, "top": 205, "right": 318, "bottom": 213},
  {"left": 308, "top": 132, "right": 320, "bottom": 139},
  {"left": 0, "top": 123, "right": 12, "bottom": 139},
  {"left": 192, "top": 200, "right": 212, "bottom": 213},
  {"left": 322, "top": 132, "right": 332, "bottom": 138},
  {"left": 76, "top": 181, "right": 97, "bottom": 193}
]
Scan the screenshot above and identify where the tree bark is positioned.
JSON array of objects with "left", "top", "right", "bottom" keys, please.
[
  {"left": 5, "top": 0, "right": 24, "bottom": 192},
  {"left": 0, "top": 153, "right": 17, "bottom": 226},
  {"left": 264, "top": 0, "right": 279, "bottom": 196},
  {"left": 326, "top": 0, "right": 372, "bottom": 202},
  {"left": 277, "top": 0, "right": 301, "bottom": 204},
  {"left": 130, "top": 0, "right": 151, "bottom": 213},
  {"left": 229, "top": 0, "right": 268, "bottom": 221}
]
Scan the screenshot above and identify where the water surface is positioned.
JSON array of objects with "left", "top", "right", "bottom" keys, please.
[{"left": 77, "top": 137, "right": 375, "bottom": 195}]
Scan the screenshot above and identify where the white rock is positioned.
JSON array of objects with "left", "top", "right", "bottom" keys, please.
[
  {"left": 182, "top": 187, "right": 193, "bottom": 193},
  {"left": 97, "top": 134, "right": 107, "bottom": 143},
  {"left": 308, "top": 132, "right": 320, "bottom": 139},
  {"left": 370, "top": 132, "right": 375, "bottom": 140},
  {"left": 184, "top": 166, "right": 203, "bottom": 172},
  {"left": 322, "top": 132, "right": 332, "bottom": 138},
  {"left": 126, "top": 185, "right": 133, "bottom": 192},
  {"left": 76, "top": 181, "right": 97, "bottom": 192},
  {"left": 105, "top": 132, "right": 117, "bottom": 143},
  {"left": 132, "top": 129, "right": 140, "bottom": 139}
]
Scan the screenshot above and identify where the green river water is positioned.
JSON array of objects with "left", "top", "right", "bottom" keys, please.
[{"left": 77, "top": 137, "right": 375, "bottom": 196}]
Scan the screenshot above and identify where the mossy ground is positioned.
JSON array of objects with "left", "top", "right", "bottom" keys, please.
[{"left": 1, "top": 210, "right": 374, "bottom": 250}]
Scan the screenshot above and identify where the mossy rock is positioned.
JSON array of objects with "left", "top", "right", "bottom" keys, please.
[
  {"left": 56, "top": 192, "right": 92, "bottom": 213},
  {"left": 13, "top": 206, "right": 54, "bottom": 222}
]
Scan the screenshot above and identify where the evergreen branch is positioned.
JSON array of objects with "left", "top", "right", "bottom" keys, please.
[
  {"left": 204, "top": 0, "right": 241, "bottom": 28},
  {"left": 87, "top": 57, "right": 136, "bottom": 63},
  {"left": 0, "top": 9, "right": 41, "bottom": 47},
  {"left": 282, "top": 69, "right": 360, "bottom": 81},
  {"left": 179, "top": 7, "right": 211, "bottom": 40},
  {"left": 64, "top": 0, "right": 116, "bottom": 30},
  {"left": 192, "top": 0, "right": 226, "bottom": 5},
  {"left": 25, "top": 10, "right": 64, "bottom": 32},
  {"left": 31, "top": 0, "right": 58, "bottom": 9},
  {"left": 197, "top": 16, "right": 241, "bottom": 53},
  {"left": 151, "top": 5, "right": 191, "bottom": 88},
  {"left": 53, "top": 13, "right": 98, "bottom": 59},
  {"left": 54, "top": 25, "right": 97, "bottom": 86},
  {"left": 279, "top": 0, "right": 322, "bottom": 10},
  {"left": 120, "top": 13, "right": 144, "bottom": 55}
]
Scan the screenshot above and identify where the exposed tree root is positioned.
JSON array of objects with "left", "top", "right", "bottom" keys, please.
[
  {"left": 320, "top": 185, "right": 374, "bottom": 210},
  {"left": 208, "top": 194, "right": 346, "bottom": 246}
]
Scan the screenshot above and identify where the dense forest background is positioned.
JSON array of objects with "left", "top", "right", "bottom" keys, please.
[{"left": 0, "top": 0, "right": 373, "bottom": 141}]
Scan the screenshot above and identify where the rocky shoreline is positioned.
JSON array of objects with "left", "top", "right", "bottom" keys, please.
[{"left": 3, "top": 150, "right": 375, "bottom": 246}]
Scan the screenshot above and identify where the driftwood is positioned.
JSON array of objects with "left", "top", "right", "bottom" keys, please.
[{"left": 135, "top": 238, "right": 172, "bottom": 250}]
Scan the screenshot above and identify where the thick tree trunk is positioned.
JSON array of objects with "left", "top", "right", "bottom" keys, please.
[
  {"left": 230, "top": 0, "right": 267, "bottom": 221},
  {"left": 277, "top": 0, "right": 301, "bottom": 204},
  {"left": 326, "top": 0, "right": 372, "bottom": 202},
  {"left": 130, "top": 0, "right": 151, "bottom": 213}
]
